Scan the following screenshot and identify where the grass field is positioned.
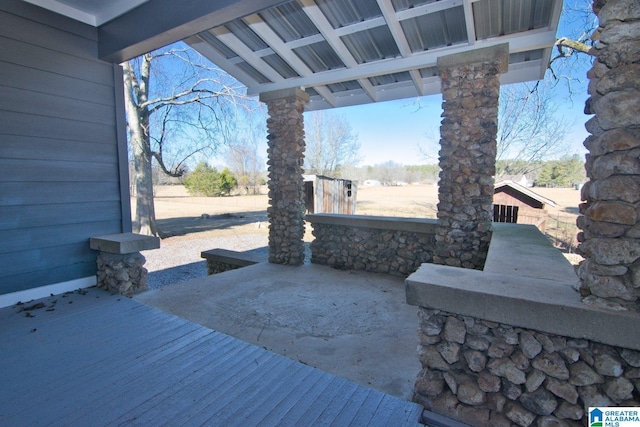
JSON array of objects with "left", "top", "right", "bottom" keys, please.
[{"left": 150, "top": 183, "right": 582, "bottom": 259}]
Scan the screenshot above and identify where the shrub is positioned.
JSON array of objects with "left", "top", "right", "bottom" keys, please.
[{"left": 183, "top": 162, "right": 237, "bottom": 196}]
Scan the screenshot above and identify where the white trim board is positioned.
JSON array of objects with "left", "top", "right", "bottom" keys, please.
[{"left": 0, "top": 276, "right": 97, "bottom": 309}]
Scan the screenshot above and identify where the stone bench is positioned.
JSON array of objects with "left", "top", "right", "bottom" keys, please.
[
  {"left": 90, "top": 233, "right": 160, "bottom": 296},
  {"left": 201, "top": 248, "right": 261, "bottom": 275}
]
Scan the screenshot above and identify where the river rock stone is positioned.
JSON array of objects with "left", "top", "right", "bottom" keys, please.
[
  {"left": 578, "top": 385, "right": 613, "bottom": 408},
  {"left": 532, "top": 353, "right": 570, "bottom": 380},
  {"left": 478, "top": 371, "right": 501, "bottom": 392},
  {"left": 569, "top": 361, "right": 604, "bottom": 386},
  {"left": 444, "top": 316, "right": 466, "bottom": 344},
  {"left": 554, "top": 401, "right": 584, "bottom": 421},
  {"left": 521, "top": 332, "right": 543, "bottom": 359},
  {"left": 520, "top": 388, "right": 558, "bottom": 416},
  {"left": 488, "top": 358, "right": 527, "bottom": 384},
  {"left": 465, "top": 349, "right": 487, "bottom": 372},
  {"left": 544, "top": 378, "right": 579, "bottom": 404},
  {"left": 579, "top": 238, "right": 640, "bottom": 266},
  {"left": 415, "top": 369, "right": 444, "bottom": 397},
  {"left": 526, "top": 369, "right": 547, "bottom": 393},
  {"left": 488, "top": 340, "right": 515, "bottom": 358},
  {"left": 621, "top": 348, "right": 640, "bottom": 367},
  {"left": 595, "top": 352, "right": 624, "bottom": 376},
  {"left": 505, "top": 402, "right": 536, "bottom": 427},
  {"left": 603, "top": 376, "right": 634, "bottom": 402},
  {"left": 438, "top": 342, "right": 461, "bottom": 364},
  {"left": 502, "top": 378, "right": 523, "bottom": 401},
  {"left": 421, "top": 345, "right": 451, "bottom": 371},
  {"left": 458, "top": 380, "right": 486, "bottom": 406},
  {"left": 585, "top": 201, "right": 637, "bottom": 225}
]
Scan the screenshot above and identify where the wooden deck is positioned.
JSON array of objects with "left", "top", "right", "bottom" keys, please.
[{"left": 0, "top": 287, "right": 424, "bottom": 426}]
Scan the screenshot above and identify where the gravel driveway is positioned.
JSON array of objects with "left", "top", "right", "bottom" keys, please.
[{"left": 143, "top": 234, "right": 269, "bottom": 290}]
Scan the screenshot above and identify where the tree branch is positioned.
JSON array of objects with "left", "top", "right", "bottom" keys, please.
[{"left": 555, "top": 37, "right": 593, "bottom": 57}]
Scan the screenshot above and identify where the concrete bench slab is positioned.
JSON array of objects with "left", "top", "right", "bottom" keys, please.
[{"left": 90, "top": 233, "right": 160, "bottom": 254}]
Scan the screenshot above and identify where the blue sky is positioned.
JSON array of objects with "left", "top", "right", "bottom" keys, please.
[{"left": 330, "top": 88, "right": 590, "bottom": 167}]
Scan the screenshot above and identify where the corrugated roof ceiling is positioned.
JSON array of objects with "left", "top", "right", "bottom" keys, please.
[{"left": 185, "top": 0, "right": 562, "bottom": 110}]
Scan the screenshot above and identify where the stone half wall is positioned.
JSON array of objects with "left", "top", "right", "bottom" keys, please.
[
  {"left": 307, "top": 214, "right": 436, "bottom": 277},
  {"left": 414, "top": 308, "right": 640, "bottom": 427},
  {"left": 406, "top": 224, "right": 640, "bottom": 426}
]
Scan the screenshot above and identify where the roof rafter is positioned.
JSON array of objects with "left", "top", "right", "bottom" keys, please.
[
  {"left": 242, "top": 14, "right": 337, "bottom": 107},
  {"left": 209, "top": 26, "right": 285, "bottom": 83},
  {"left": 298, "top": 0, "right": 378, "bottom": 103},
  {"left": 376, "top": 0, "right": 425, "bottom": 95}
]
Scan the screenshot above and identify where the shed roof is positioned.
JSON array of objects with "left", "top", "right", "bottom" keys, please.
[
  {"left": 494, "top": 180, "right": 556, "bottom": 207},
  {"left": 28, "top": 0, "right": 562, "bottom": 110}
]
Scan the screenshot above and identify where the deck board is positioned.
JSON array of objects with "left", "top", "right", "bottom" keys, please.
[{"left": 0, "top": 287, "right": 424, "bottom": 426}]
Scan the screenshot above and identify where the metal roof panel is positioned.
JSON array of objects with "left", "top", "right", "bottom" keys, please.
[
  {"left": 316, "top": 0, "right": 382, "bottom": 28},
  {"left": 259, "top": 2, "right": 320, "bottom": 42},
  {"left": 341, "top": 26, "right": 401, "bottom": 64},
  {"left": 401, "top": 6, "right": 467, "bottom": 52},
  {"left": 293, "top": 41, "right": 346, "bottom": 72}
]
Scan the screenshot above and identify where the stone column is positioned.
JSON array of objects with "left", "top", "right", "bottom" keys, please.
[
  {"left": 260, "top": 88, "right": 309, "bottom": 265},
  {"left": 434, "top": 44, "right": 509, "bottom": 270},
  {"left": 577, "top": 0, "right": 640, "bottom": 310}
]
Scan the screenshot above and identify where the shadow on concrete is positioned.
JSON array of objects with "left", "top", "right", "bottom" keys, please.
[{"left": 156, "top": 210, "right": 268, "bottom": 238}]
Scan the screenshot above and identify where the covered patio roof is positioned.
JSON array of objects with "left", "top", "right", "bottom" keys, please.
[{"left": 27, "top": 0, "right": 562, "bottom": 110}]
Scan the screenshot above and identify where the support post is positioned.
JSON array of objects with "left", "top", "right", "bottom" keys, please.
[
  {"left": 434, "top": 44, "right": 509, "bottom": 269},
  {"left": 576, "top": 0, "right": 640, "bottom": 310},
  {"left": 260, "top": 88, "right": 309, "bottom": 265}
]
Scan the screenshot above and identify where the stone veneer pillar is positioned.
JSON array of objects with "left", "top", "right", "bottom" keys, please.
[
  {"left": 434, "top": 44, "right": 509, "bottom": 270},
  {"left": 90, "top": 233, "right": 159, "bottom": 296},
  {"left": 260, "top": 88, "right": 309, "bottom": 265},
  {"left": 576, "top": 0, "right": 640, "bottom": 311}
]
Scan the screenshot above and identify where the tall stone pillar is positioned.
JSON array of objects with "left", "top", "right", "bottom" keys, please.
[
  {"left": 577, "top": 0, "right": 640, "bottom": 310},
  {"left": 434, "top": 44, "right": 509, "bottom": 270},
  {"left": 260, "top": 88, "right": 309, "bottom": 265}
]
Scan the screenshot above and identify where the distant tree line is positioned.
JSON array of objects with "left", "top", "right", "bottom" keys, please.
[
  {"left": 343, "top": 156, "right": 584, "bottom": 188},
  {"left": 164, "top": 155, "right": 584, "bottom": 197}
]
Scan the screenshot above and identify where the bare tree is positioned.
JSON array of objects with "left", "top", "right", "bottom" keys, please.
[
  {"left": 550, "top": 1, "right": 598, "bottom": 91},
  {"left": 304, "top": 111, "right": 361, "bottom": 177},
  {"left": 496, "top": 82, "right": 571, "bottom": 178},
  {"left": 225, "top": 110, "right": 267, "bottom": 195},
  {"left": 123, "top": 42, "right": 252, "bottom": 236}
]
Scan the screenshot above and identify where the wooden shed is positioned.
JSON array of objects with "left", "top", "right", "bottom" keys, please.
[
  {"left": 493, "top": 180, "right": 556, "bottom": 231},
  {"left": 304, "top": 175, "right": 357, "bottom": 215}
]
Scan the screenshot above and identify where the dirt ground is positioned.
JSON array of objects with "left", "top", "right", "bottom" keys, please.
[{"left": 153, "top": 183, "right": 582, "bottom": 245}]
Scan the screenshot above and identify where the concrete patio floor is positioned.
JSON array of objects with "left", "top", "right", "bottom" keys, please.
[{"left": 135, "top": 262, "right": 421, "bottom": 400}]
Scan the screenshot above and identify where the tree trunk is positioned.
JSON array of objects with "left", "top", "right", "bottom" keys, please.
[
  {"left": 132, "top": 132, "right": 158, "bottom": 236},
  {"left": 123, "top": 59, "right": 158, "bottom": 237}
]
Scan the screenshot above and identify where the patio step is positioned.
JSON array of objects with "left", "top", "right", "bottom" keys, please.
[{"left": 0, "top": 287, "right": 425, "bottom": 426}]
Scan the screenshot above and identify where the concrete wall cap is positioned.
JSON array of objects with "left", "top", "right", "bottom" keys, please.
[
  {"left": 306, "top": 213, "right": 437, "bottom": 233},
  {"left": 437, "top": 43, "right": 509, "bottom": 74},
  {"left": 259, "top": 87, "right": 309, "bottom": 103},
  {"left": 90, "top": 233, "right": 160, "bottom": 254}
]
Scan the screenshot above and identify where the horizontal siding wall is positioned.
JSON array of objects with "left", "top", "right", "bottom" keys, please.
[{"left": 0, "top": 1, "right": 126, "bottom": 294}]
